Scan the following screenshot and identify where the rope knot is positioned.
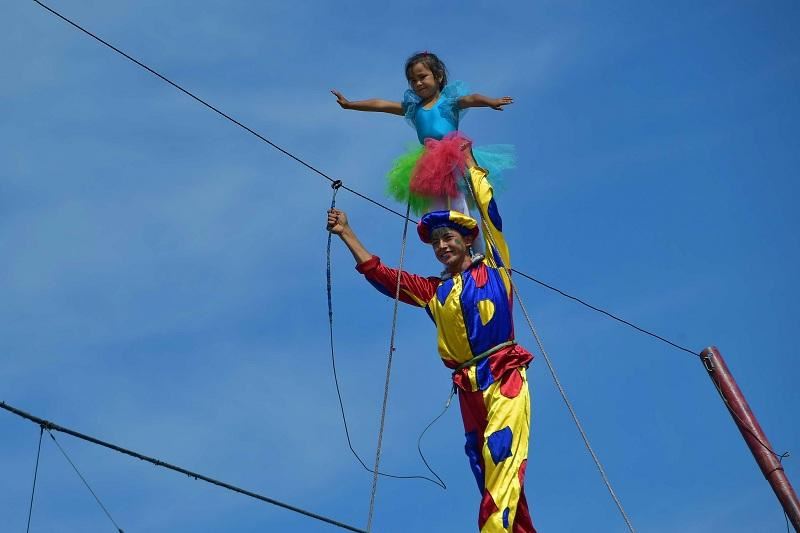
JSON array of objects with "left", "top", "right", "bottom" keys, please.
[{"left": 331, "top": 179, "right": 343, "bottom": 190}]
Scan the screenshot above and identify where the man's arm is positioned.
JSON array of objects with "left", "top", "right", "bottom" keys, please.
[
  {"left": 457, "top": 94, "right": 514, "bottom": 111},
  {"left": 331, "top": 90, "right": 405, "bottom": 116},
  {"left": 327, "top": 209, "right": 438, "bottom": 307},
  {"left": 327, "top": 208, "right": 372, "bottom": 264},
  {"left": 466, "top": 166, "right": 511, "bottom": 271}
]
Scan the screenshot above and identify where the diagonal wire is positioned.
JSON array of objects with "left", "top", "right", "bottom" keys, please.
[
  {"left": 325, "top": 184, "right": 446, "bottom": 489},
  {"left": 509, "top": 269, "right": 700, "bottom": 357},
  {"left": 46, "top": 430, "right": 124, "bottom": 532},
  {"left": 0, "top": 401, "right": 366, "bottom": 533},
  {"left": 512, "top": 282, "right": 637, "bottom": 532},
  {"left": 29, "top": 1, "right": 332, "bottom": 182},
  {"left": 28, "top": 0, "right": 409, "bottom": 223},
  {"left": 26, "top": 426, "right": 44, "bottom": 533},
  {"left": 366, "top": 202, "right": 412, "bottom": 532}
]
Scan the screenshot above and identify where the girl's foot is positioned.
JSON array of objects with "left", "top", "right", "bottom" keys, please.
[{"left": 460, "top": 141, "right": 477, "bottom": 168}]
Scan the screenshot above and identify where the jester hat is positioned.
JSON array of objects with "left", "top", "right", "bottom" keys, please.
[{"left": 417, "top": 210, "right": 479, "bottom": 244}]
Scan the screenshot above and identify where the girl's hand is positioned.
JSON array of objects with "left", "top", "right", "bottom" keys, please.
[
  {"left": 458, "top": 94, "right": 514, "bottom": 111},
  {"left": 331, "top": 89, "right": 351, "bottom": 109},
  {"left": 490, "top": 96, "right": 514, "bottom": 111}
]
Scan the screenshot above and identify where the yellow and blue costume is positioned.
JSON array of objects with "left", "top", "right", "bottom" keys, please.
[{"left": 357, "top": 167, "right": 536, "bottom": 532}]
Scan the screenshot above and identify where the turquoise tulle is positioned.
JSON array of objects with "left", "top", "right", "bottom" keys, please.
[{"left": 471, "top": 145, "right": 515, "bottom": 194}]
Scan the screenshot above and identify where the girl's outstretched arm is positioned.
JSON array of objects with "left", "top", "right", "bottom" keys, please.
[
  {"left": 458, "top": 94, "right": 514, "bottom": 111},
  {"left": 331, "top": 90, "right": 404, "bottom": 115}
]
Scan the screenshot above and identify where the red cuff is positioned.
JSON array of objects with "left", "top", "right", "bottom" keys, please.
[{"left": 355, "top": 255, "right": 380, "bottom": 274}]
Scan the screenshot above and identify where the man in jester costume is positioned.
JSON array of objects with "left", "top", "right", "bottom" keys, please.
[{"left": 327, "top": 153, "right": 537, "bottom": 533}]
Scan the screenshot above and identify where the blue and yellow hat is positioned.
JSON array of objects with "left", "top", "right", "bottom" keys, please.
[{"left": 417, "top": 210, "right": 479, "bottom": 244}]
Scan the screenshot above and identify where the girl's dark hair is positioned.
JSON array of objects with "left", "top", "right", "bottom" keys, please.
[{"left": 405, "top": 51, "right": 448, "bottom": 90}]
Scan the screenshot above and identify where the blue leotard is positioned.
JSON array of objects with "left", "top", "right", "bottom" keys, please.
[{"left": 402, "top": 82, "right": 467, "bottom": 143}]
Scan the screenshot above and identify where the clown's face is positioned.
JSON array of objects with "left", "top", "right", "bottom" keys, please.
[{"left": 430, "top": 228, "right": 473, "bottom": 273}]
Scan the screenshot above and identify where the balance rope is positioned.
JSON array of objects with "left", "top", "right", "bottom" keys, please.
[
  {"left": 325, "top": 182, "right": 446, "bottom": 489},
  {"left": 366, "top": 201, "right": 412, "bottom": 532}
]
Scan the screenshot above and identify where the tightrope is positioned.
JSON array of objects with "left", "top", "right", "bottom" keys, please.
[{"left": 1, "top": 401, "right": 367, "bottom": 533}]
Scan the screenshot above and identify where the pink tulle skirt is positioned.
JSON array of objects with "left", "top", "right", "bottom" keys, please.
[
  {"left": 386, "top": 132, "right": 515, "bottom": 216},
  {"left": 410, "top": 132, "right": 470, "bottom": 199}
]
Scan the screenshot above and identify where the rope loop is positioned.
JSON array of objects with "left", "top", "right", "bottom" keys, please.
[{"left": 329, "top": 182, "right": 341, "bottom": 210}]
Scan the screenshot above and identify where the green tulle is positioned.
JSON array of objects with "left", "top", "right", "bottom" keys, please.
[
  {"left": 385, "top": 145, "right": 431, "bottom": 215},
  {"left": 386, "top": 141, "right": 516, "bottom": 216}
]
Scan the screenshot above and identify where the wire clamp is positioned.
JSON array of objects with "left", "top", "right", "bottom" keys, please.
[{"left": 331, "top": 179, "right": 343, "bottom": 190}]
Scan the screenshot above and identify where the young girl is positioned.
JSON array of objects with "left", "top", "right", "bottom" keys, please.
[{"left": 332, "top": 51, "right": 515, "bottom": 216}]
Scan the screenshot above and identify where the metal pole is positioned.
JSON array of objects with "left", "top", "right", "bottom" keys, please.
[{"left": 700, "top": 346, "right": 800, "bottom": 530}]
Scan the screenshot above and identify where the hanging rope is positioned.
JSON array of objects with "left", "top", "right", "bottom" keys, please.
[
  {"left": 26, "top": 426, "right": 44, "bottom": 533},
  {"left": 0, "top": 401, "right": 367, "bottom": 533},
  {"left": 365, "top": 202, "right": 412, "bottom": 532},
  {"left": 414, "top": 387, "right": 457, "bottom": 481},
  {"left": 47, "top": 430, "right": 125, "bottom": 532},
  {"left": 461, "top": 173, "right": 637, "bottom": 533},
  {"left": 325, "top": 183, "right": 446, "bottom": 489}
]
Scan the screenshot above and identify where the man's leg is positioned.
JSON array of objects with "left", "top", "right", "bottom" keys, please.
[
  {"left": 459, "top": 386, "right": 489, "bottom": 496},
  {"left": 480, "top": 368, "right": 535, "bottom": 533},
  {"left": 459, "top": 369, "right": 536, "bottom": 532}
]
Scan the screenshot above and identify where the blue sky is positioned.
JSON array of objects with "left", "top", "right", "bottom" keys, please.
[{"left": 1, "top": 1, "right": 799, "bottom": 531}]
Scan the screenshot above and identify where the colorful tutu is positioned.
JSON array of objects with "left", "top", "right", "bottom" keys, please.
[{"left": 386, "top": 133, "right": 516, "bottom": 215}]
